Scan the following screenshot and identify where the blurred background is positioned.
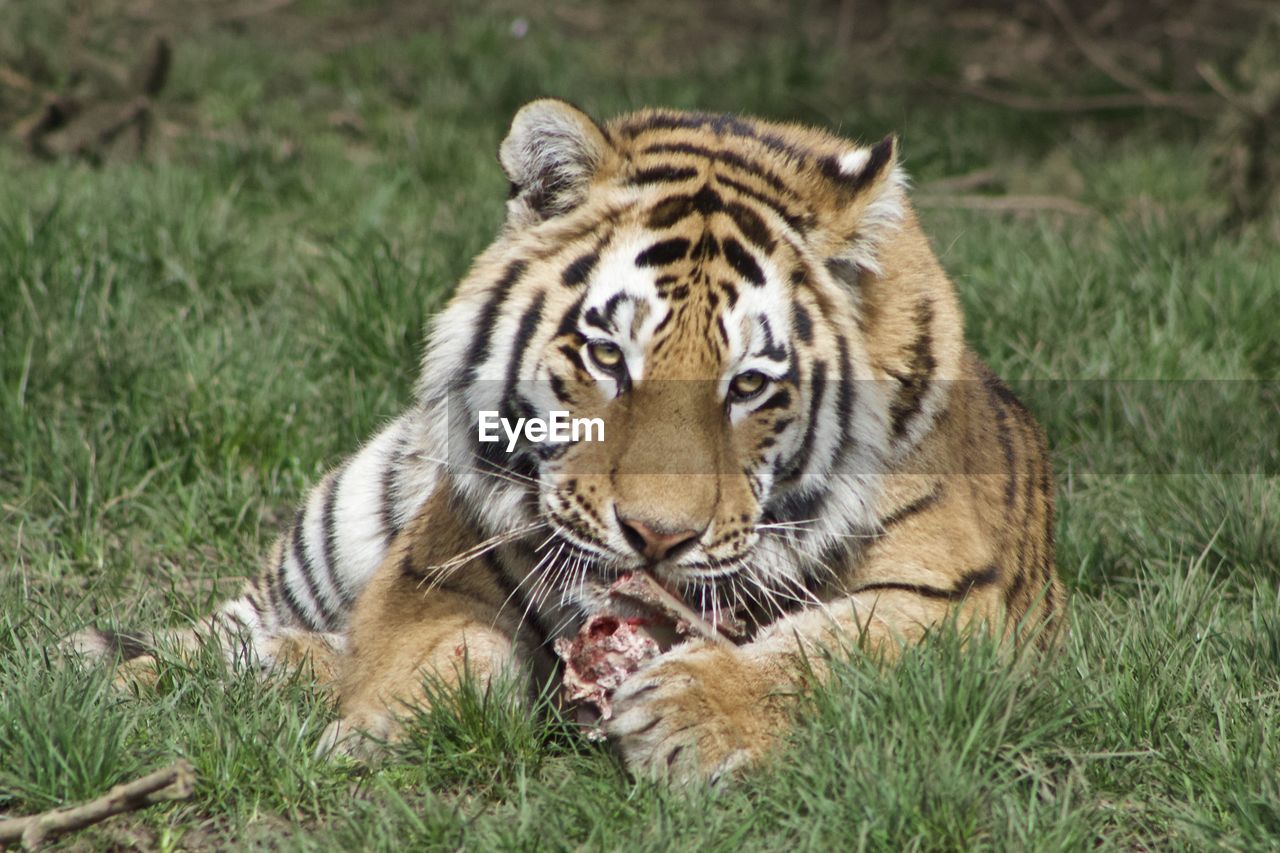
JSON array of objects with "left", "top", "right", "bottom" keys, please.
[{"left": 1, "top": 0, "right": 1276, "bottom": 227}]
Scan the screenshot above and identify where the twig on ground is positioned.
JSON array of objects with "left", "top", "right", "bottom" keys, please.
[
  {"left": 126, "top": 0, "right": 294, "bottom": 24},
  {"left": 1197, "top": 62, "right": 1260, "bottom": 116},
  {"left": 0, "top": 760, "right": 195, "bottom": 850},
  {"left": 915, "top": 193, "right": 1096, "bottom": 217},
  {"left": 37, "top": 97, "right": 152, "bottom": 159},
  {"left": 940, "top": 79, "right": 1218, "bottom": 117},
  {"left": 922, "top": 167, "right": 1002, "bottom": 194},
  {"left": 214, "top": 0, "right": 297, "bottom": 23},
  {"left": 0, "top": 65, "right": 38, "bottom": 92}
]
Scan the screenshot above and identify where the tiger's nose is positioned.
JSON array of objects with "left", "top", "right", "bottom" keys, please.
[{"left": 616, "top": 512, "right": 702, "bottom": 563}]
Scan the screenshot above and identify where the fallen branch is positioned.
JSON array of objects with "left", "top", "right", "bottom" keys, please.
[
  {"left": 0, "top": 65, "right": 38, "bottom": 92},
  {"left": 921, "top": 167, "right": 1002, "bottom": 194},
  {"left": 940, "top": 79, "right": 1218, "bottom": 117},
  {"left": 915, "top": 193, "right": 1096, "bottom": 217},
  {"left": 0, "top": 760, "right": 195, "bottom": 850},
  {"left": 213, "top": 0, "right": 297, "bottom": 22},
  {"left": 1043, "top": 0, "right": 1183, "bottom": 110},
  {"left": 1197, "top": 61, "right": 1261, "bottom": 116},
  {"left": 39, "top": 97, "right": 152, "bottom": 160}
]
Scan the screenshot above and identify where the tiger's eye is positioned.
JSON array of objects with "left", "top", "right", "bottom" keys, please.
[
  {"left": 587, "top": 341, "right": 624, "bottom": 371},
  {"left": 730, "top": 370, "right": 768, "bottom": 400}
]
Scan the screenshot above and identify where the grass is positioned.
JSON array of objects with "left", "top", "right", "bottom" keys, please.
[{"left": 2, "top": 1, "right": 1278, "bottom": 848}]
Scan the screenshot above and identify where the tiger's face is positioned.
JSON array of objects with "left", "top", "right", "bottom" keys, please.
[
  {"left": 536, "top": 205, "right": 805, "bottom": 579},
  {"left": 423, "top": 101, "right": 940, "bottom": 617}
]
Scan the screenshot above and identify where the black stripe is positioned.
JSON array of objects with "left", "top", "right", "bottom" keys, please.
[
  {"left": 647, "top": 195, "right": 696, "bottom": 229},
  {"left": 380, "top": 432, "right": 405, "bottom": 544},
  {"left": 620, "top": 111, "right": 813, "bottom": 163},
  {"left": 888, "top": 299, "right": 937, "bottom": 440},
  {"left": 852, "top": 566, "right": 998, "bottom": 602},
  {"left": 957, "top": 562, "right": 1001, "bottom": 592},
  {"left": 720, "top": 280, "right": 738, "bottom": 308},
  {"left": 1004, "top": 568, "right": 1027, "bottom": 608},
  {"left": 834, "top": 335, "right": 856, "bottom": 454},
  {"left": 756, "top": 315, "right": 787, "bottom": 362},
  {"left": 558, "top": 343, "right": 587, "bottom": 373},
  {"left": 321, "top": 466, "right": 354, "bottom": 609},
  {"left": 462, "top": 260, "right": 528, "bottom": 380},
  {"left": 722, "top": 238, "right": 764, "bottom": 286},
  {"left": 263, "top": 569, "right": 282, "bottom": 621},
  {"left": 1040, "top": 581, "right": 1057, "bottom": 625},
  {"left": 980, "top": 364, "right": 1029, "bottom": 411},
  {"left": 636, "top": 238, "right": 690, "bottom": 267},
  {"left": 626, "top": 165, "right": 699, "bottom": 186},
  {"left": 399, "top": 549, "right": 422, "bottom": 580},
  {"left": 791, "top": 303, "right": 813, "bottom": 344},
  {"left": 715, "top": 173, "right": 810, "bottom": 232},
  {"left": 600, "top": 291, "right": 628, "bottom": 326},
  {"left": 724, "top": 201, "right": 776, "bottom": 253},
  {"left": 1040, "top": 466, "right": 1056, "bottom": 582},
  {"left": 651, "top": 309, "right": 673, "bottom": 338},
  {"left": 548, "top": 374, "right": 570, "bottom": 404},
  {"left": 561, "top": 251, "right": 599, "bottom": 287},
  {"left": 502, "top": 293, "right": 548, "bottom": 433},
  {"left": 582, "top": 306, "right": 611, "bottom": 333},
  {"left": 779, "top": 359, "right": 827, "bottom": 482},
  {"left": 766, "top": 485, "right": 826, "bottom": 526},
  {"left": 97, "top": 629, "right": 150, "bottom": 661},
  {"left": 275, "top": 546, "right": 312, "bottom": 628},
  {"left": 691, "top": 184, "right": 723, "bottom": 214},
  {"left": 1024, "top": 431, "right": 1042, "bottom": 514},
  {"left": 641, "top": 142, "right": 797, "bottom": 198},
  {"left": 852, "top": 581, "right": 958, "bottom": 601},
  {"left": 985, "top": 381, "right": 1018, "bottom": 506},
  {"left": 291, "top": 510, "right": 336, "bottom": 629},
  {"left": 690, "top": 231, "right": 720, "bottom": 261},
  {"left": 554, "top": 292, "right": 587, "bottom": 340},
  {"left": 622, "top": 110, "right": 759, "bottom": 140},
  {"left": 877, "top": 484, "right": 944, "bottom": 530}
]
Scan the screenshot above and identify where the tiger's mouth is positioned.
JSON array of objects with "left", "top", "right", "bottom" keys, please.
[{"left": 528, "top": 526, "right": 756, "bottom": 634}]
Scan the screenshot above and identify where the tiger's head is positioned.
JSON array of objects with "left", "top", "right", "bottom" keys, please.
[{"left": 418, "top": 100, "right": 963, "bottom": 619}]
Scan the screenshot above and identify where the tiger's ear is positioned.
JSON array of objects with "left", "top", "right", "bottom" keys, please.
[
  {"left": 813, "top": 135, "right": 906, "bottom": 277},
  {"left": 499, "top": 99, "right": 615, "bottom": 227}
]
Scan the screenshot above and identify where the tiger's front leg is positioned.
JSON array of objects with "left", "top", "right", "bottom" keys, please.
[
  {"left": 606, "top": 585, "right": 999, "bottom": 786},
  {"left": 317, "top": 490, "right": 528, "bottom": 759}
]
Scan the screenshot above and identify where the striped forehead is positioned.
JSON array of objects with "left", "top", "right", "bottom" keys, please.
[
  {"left": 580, "top": 235, "right": 667, "bottom": 335},
  {"left": 576, "top": 215, "right": 795, "bottom": 369}
]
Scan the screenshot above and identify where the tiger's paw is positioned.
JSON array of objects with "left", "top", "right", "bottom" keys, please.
[
  {"left": 605, "top": 639, "right": 788, "bottom": 786},
  {"left": 60, "top": 627, "right": 162, "bottom": 691},
  {"left": 316, "top": 709, "right": 403, "bottom": 762}
]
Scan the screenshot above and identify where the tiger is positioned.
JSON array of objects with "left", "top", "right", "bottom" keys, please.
[{"left": 71, "top": 99, "right": 1063, "bottom": 785}]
